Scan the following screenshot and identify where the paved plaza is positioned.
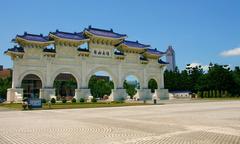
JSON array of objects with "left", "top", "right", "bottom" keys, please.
[{"left": 0, "top": 101, "right": 240, "bottom": 144}]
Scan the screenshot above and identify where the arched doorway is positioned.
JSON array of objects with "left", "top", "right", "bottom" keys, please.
[
  {"left": 21, "top": 74, "right": 42, "bottom": 99},
  {"left": 123, "top": 75, "right": 140, "bottom": 99},
  {"left": 148, "top": 79, "right": 158, "bottom": 93},
  {"left": 53, "top": 73, "right": 77, "bottom": 100},
  {"left": 88, "top": 71, "right": 114, "bottom": 100}
]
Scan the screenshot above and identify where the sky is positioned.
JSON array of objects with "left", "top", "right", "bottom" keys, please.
[{"left": 0, "top": 0, "right": 240, "bottom": 70}]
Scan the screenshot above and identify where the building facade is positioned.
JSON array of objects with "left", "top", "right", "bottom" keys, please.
[
  {"left": 166, "top": 45, "right": 176, "bottom": 71},
  {"left": 0, "top": 65, "right": 12, "bottom": 79},
  {"left": 5, "top": 26, "right": 169, "bottom": 102}
]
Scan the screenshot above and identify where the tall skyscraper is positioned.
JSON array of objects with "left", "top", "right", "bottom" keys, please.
[{"left": 166, "top": 45, "right": 176, "bottom": 71}]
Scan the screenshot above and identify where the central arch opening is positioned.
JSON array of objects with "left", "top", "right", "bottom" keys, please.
[
  {"left": 53, "top": 73, "right": 77, "bottom": 100},
  {"left": 21, "top": 74, "right": 42, "bottom": 99},
  {"left": 123, "top": 75, "right": 140, "bottom": 100},
  {"left": 88, "top": 71, "right": 114, "bottom": 100}
]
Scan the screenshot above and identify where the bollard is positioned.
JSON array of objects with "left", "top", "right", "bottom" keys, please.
[{"left": 48, "top": 101, "right": 51, "bottom": 109}]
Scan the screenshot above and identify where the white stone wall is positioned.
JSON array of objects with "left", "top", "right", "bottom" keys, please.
[{"left": 7, "top": 42, "right": 168, "bottom": 102}]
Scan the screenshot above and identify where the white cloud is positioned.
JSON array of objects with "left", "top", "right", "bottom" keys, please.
[{"left": 220, "top": 48, "right": 240, "bottom": 57}]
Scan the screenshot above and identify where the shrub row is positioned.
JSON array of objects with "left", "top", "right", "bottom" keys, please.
[
  {"left": 197, "top": 90, "right": 231, "bottom": 98},
  {"left": 41, "top": 97, "right": 98, "bottom": 104}
]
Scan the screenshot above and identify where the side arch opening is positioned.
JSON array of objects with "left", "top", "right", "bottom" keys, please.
[{"left": 21, "top": 74, "right": 42, "bottom": 99}]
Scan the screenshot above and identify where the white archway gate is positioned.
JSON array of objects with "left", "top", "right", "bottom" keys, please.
[{"left": 5, "top": 26, "right": 169, "bottom": 102}]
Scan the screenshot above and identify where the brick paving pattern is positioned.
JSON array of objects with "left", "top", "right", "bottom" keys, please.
[{"left": 0, "top": 101, "right": 240, "bottom": 144}]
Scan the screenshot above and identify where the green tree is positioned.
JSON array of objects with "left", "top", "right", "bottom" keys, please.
[
  {"left": 216, "top": 90, "right": 220, "bottom": 98},
  {"left": 207, "top": 64, "right": 235, "bottom": 94},
  {"left": 232, "top": 67, "right": 240, "bottom": 96},
  {"left": 53, "top": 80, "right": 61, "bottom": 96},
  {"left": 88, "top": 75, "right": 113, "bottom": 98},
  {"left": 212, "top": 90, "right": 216, "bottom": 98},
  {"left": 148, "top": 79, "right": 158, "bottom": 93},
  {"left": 197, "top": 91, "right": 202, "bottom": 98},
  {"left": 65, "top": 79, "right": 77, "bottom": 96},
  {"left": 123, "top": 80, "right": 137, "bottom": 98},
  {"left": 0, "top": 77, "right": 12, "bottom": 99},
  {"left": 165, "top": 63, "right": 240, "bottom": 97},
  {"left": 224, "top": 90, "right": 229, "bottom": 97}
]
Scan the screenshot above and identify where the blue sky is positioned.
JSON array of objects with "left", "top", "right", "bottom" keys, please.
[{"left": 0, "top": 0, "right": 240, "bottom": 70}]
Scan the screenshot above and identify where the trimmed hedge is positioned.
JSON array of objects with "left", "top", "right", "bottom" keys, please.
[
  {"left": 79, "top": 98, "right": 85, "bottom": 103},
  {"left": 71, "top": 98, "right": 76, "bottom": 103},
  {"left": 91, "top": 98, "right": 97, "bottom": 103},
  {"left": 50, "top": 98, "right": 56, "bottom": 104},
  {"left": 62, "top": 99, "right": 67, "bottom": 103}
]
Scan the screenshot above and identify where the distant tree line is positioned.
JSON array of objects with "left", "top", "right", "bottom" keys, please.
[{"left": 164, "top": 63, "right": 240, "bottom": 98}]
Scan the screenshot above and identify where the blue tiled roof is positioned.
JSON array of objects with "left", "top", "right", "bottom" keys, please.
[
  {"left": 50, "top": 30, "right": 87, "bottom": 40},
  {"left": 121, "top": 40, "right": 150, "bottom": 48},
  {"left": 158, "top": 59, "right": 168, "bottom": 64},
  {"left": 16, "top": 32, "right": 50, "bottom": 42},
  {"left": 85, "top": 26, "right": 127, "bottom": 38},
  {"left": 5, "top": 46, "right": 24, "bottom": 53},
  {"left": 147, "top": 48, "right": 165, "bottom": 55}
]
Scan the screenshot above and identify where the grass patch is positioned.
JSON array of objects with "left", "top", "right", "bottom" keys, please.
[{"left": 0, "top": 102, "right": 148, "bottom": 111}]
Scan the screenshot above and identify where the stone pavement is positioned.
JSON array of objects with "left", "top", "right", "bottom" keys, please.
[{"left": 0, "top": 101, "right": 240, "bottom": 144}]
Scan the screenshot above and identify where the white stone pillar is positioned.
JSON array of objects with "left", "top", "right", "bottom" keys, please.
[
  {"left": 117, "top": 63, "right": 123, "bottom": 89},
  {"left": 74, "top": 88, "right": 91, "bottom": 100},
  {"left": 40, "top": 88, "right": 55, "bottom": 100},
  {"left": 45, "top": 60, "right": 53, "bottom": 88},
  {"left": 12, "top": 61, "right": 21, "bottom": 88},
  {"left": 80, "top": 61, "right": 88, "bottom": 88},
  {"left": 7, "top": 88, "right": 23, "bottom": 103},
  {"left": 155, "top": 89, "right": 169, "bottom": 100},
  {"left": 159, "top": 68, "right": 165, "bottom": 89},
  {"left": 111, "top": 89, "right": 128, "bottom": 101},
  {"left": 138, "top": 89, "right": 151, "bottom": 100},
  {"left": 143, "top": 67, "right": 148, "bottom": 89}
]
